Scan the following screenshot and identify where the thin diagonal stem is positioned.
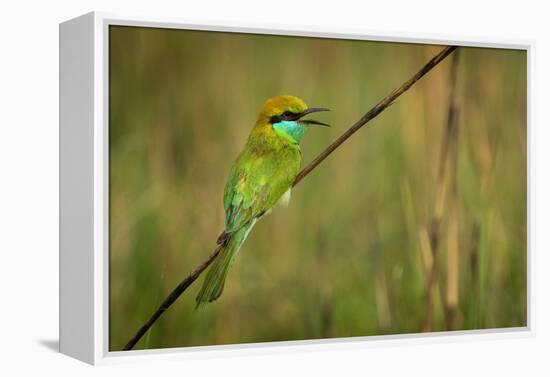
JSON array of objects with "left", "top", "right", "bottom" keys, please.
[
  {"left": 293, "top": 46, "right": 458, "bottom": 186},
  {"left": 123, "top": 45, "right": 458, "bottom": 351},
  {"left": 122, "top": 245, "right": 222, "bottom": 350}
]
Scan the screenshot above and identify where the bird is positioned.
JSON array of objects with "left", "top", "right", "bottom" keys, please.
[{"left": 195, "top": 95, "right": 330, "bottom": 307}]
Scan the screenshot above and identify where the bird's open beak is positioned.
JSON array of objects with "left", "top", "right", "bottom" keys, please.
[{"left": 296, "top": 107, "right": 331, "bottom": 127}]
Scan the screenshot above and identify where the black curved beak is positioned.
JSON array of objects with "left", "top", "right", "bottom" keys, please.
[{"left": 296, "top": 107, "right": 331, "bottom": 127}]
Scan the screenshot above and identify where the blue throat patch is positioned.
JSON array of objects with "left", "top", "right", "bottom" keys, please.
[{"left": 273, "top": 120, "right": 306, "bottom": 144}]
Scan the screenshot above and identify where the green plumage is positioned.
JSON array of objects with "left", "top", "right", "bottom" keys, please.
[
  {"left": 195, "top": 222, "right": 254, "bottom": 305},
  {"left": 196, "top": 95, "right": 328, "bottom": 307}
]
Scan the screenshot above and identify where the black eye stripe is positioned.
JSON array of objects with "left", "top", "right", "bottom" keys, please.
[{"left": 270, "top": 111, "right": 296, "bottom": 123}]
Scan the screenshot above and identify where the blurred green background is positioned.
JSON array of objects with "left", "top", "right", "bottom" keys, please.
[{"left": 108, "top": 26, "right": 527, "bottom": 351}]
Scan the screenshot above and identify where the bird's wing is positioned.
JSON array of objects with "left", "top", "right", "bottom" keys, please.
[
  {"left": 222, "top": 163, "right": 270, "bottom": 235},
  {"left": 222, "top": 147, "right": 299, "bottom": 235}
]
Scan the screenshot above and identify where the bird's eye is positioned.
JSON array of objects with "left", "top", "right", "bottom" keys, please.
[{"left": 283, "top": 111, "right": 293, "bottom": 117}]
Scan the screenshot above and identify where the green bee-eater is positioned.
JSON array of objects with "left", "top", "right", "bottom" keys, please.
[{"left": 196, "top": 95, "right": 330, "bottom": 307}]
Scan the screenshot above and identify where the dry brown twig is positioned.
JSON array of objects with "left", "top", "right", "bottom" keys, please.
[
  {"left": 123, "top": 45, "right": 459, "bottom": 351},
  {"left": 420, "top": 50, "right": 461, "bottom": 332}
]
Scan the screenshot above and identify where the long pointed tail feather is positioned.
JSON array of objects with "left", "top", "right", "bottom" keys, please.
[{"left": 195, "top": 220, "right": 255, "bottom": 308}]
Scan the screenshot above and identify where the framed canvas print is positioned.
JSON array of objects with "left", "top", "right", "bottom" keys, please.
[{"left": 59, "top": 12, "right": 532, "bottom": 365}]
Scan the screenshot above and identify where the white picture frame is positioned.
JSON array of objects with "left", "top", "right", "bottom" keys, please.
[{"left": 59, "top": 11, "right": 534, "bottom": 365}]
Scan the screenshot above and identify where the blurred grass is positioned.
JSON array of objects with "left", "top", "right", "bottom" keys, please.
[{"left": 108, "top": 26, "right": 527, "bottom": 351}]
